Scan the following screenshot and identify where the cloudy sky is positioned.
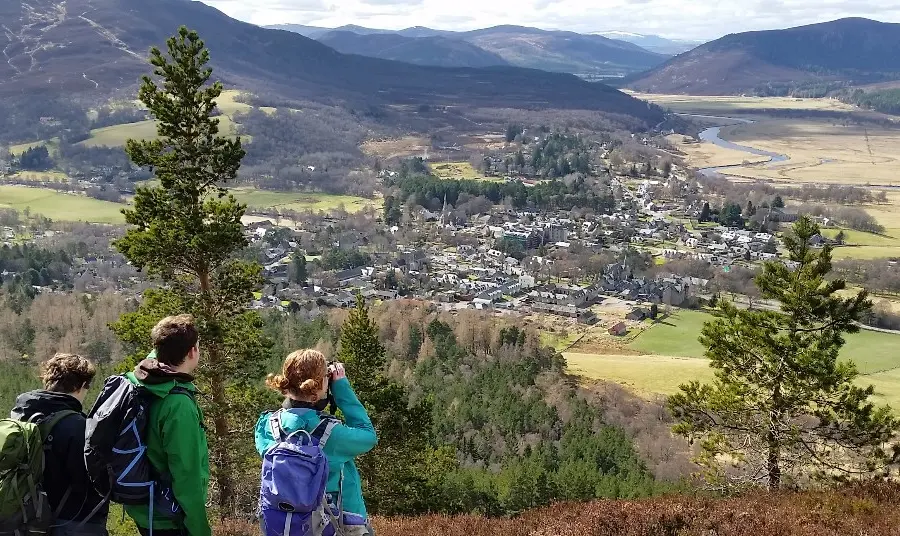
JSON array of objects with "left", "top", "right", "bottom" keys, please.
[{"left": 204, "top": 0, "right": 900, "bottom": 41}]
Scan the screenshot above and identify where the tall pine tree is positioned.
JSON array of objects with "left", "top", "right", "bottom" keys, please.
[
  {"left": 669, "top": 216, "right": 899, "bottom": 490},
  {"left": 337, "top": 294, "right": 446, "bottom": 514},
  {"left": 111, "top": 27, "right": 270, "bottom": 513}
]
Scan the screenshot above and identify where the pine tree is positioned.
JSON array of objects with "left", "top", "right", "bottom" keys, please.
[
  {"left": 110, "top": 27, "right": 270, "bottom": 513},
  {"left": 699, "top": 202, "right": 711, "bottom": 222},
  {"left": 835, "top": 230, "right": 846, "bottom": 245},
  {"left": 292, "top": 253, "right": 307, "bottom": 285},
  {"left": 669, "top": 216, "right": 899, "bottom": 490},
  {"left": 337, "top": 295, "right": 447, "bottom": 514}
]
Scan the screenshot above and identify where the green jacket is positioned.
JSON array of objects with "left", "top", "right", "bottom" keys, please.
[
  {"left": 254, "top": 377, "right": 377, "bottom": 519},
  {"left": 125, "top": 371, "right": 211, "bottom": 536}
]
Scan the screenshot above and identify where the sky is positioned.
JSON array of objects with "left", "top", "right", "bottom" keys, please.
[{"left": 204, "top": 0, "right": 900, "bottom": 41}]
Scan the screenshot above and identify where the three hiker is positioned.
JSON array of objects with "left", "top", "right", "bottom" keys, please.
[{"left": 6, "top": 317, "right": 374, "bottom": 536}]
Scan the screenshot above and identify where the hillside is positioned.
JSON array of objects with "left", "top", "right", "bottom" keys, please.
[
  {"left": 595, "top": 31, "right": 701, "bottom": 55},
  {"left": 628, "top": 18, "right": 900, "bottom": 95},
  {"left": 368, "top": 482, "right": 900, "bottom": 536},
  {"left": 458, "top": 25, "right": 667, "bottom": 77},
  {"left": 271, "top": 23, "right": 667, "bottom": 77},
  {"left": 0, "top": 0, "right": 665, "bottom": 124},
  {"left": 317, "top": 31, "right": 509, "bottom": 68}
]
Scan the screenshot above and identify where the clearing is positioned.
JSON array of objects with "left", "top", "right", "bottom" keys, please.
[
  {"left": 230, "top": 189, "right": 380, "bottom": 214},
  {"left": 360, "top": 136, "right": 429, "bottom": 160},
  {"left": 0, "top": 185, "right": 125, "bottom": 223},
  {"left": 429, "top": 161, "right": 500, "bottom": 182}
]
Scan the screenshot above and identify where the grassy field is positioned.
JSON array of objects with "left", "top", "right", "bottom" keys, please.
[
  {"left": 8, "top": 170, "right": 70, "bottom": 183},
  {"left": 360, "top": 136, "right": 429, "bottom": 160},
  {"left": 0, "top": 185, "right": 126, "bottom": 223},
  {"left": 631, "top": 93, "right": 859, "bottom": 114},
  {"left": 230, "top": 189, "right": 379, "bottom": 213},
  {"left": 429, "top": 161, "right": 501, "bottom": 182},
  {"left": 565, "top": 352, "right": 712, "bottom": 396},
  {"left": 78, "top": 115, "right": 240, "bottom": 148},
  {"left": 714, "top": 120, "right": 900, "bottom": 186},
  {"left": 820, "top": 229, "right": 900, "bottom": 260},
  {"left": 569, "top": 309, "right": 900, "bottom": 407}
]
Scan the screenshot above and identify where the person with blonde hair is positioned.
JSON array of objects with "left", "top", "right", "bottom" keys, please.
[{"left": 255, "top": 349, "right": 377, "bottom": 536}]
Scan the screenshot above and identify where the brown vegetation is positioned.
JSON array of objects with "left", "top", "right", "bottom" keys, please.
[{"left": 371, "top": 482, "right": 900, "bottom": 536}]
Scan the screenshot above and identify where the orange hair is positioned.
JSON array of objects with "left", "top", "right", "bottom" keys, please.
[{"left": 265, "top": 349, "right": 328, "bottom": 400}]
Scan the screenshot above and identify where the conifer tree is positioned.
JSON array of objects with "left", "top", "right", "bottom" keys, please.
[
  {"left": 337, "top": 294, "right": 444, "bottom": 514},
  {"left": 292, "top": 253, "right": 307, "bottom": 285},
  {"left": 669, "top": 216, "right": 899, "bottom": 489},
  {"left": 111, "top": 27, "right": 270, "bottom": 513}
]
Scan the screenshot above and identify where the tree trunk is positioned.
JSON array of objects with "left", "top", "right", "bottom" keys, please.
[
  {"left": 767, "top": 382, "right": 783, "bottom": 490},
  {"left": 200, "top": 270, "right": 234, "bottom": 516}
]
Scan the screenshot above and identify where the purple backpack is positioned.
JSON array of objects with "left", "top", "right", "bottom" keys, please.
[{"left": 260, "top": 410, "right": 341, "bottom": 536}]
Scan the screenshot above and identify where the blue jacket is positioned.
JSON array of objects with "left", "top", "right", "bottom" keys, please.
[{"left": 254, "top": 377, "right": 377, "bottom": 519}]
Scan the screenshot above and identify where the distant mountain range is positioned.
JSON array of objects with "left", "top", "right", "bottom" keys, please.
[
  {"left": 593, "top": 32, "right": 701, "bottom": 55},
  {"left": 627, "top": 18, "right": 900, "bottom": 95},
  {"left": 268, "top": 23, "right": 669, "bottom": 76},
  {"left": 0, "top": 0, "right": 664, "bottom": 124}
]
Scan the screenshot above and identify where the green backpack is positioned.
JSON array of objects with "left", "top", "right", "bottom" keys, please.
[{"left": 0, "top": 411, "right": 78, "bottom": 536}]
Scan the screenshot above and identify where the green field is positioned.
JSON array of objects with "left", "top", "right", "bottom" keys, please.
[
  {"left": 565, "top": 352, "right": 713, "bottom": 396},
  {"left": 570, "top": 309, "right": 900, "bottom": 407},
  {"left": 0, "top": 185, "right": 126, "bottom": 223},
  {"left": 230, "top": 189, "right": 380, "bottom": 213}
]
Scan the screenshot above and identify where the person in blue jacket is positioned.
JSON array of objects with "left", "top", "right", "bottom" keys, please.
[{"left": 255, "top": 349, "right": 377, "bottom": 536}]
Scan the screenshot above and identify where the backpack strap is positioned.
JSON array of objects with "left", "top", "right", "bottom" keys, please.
[
  {"left": 36, "top": 410, "right": 79, "bottom": 443},
  {"left": 311, "top": 418, "right": 339, "bottom": 450},
  {"left": 268, "top": 410, "right": 285, "bottom": 443}
]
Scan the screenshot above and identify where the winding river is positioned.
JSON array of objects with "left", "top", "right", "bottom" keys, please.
[{"left": 676, "top": 113, "right": 790, "bottom": 177}]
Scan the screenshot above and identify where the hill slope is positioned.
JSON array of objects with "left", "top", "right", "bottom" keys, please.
[
  {"left": 317, "top": 31, "right": 509, "bottom": 68},
  {"left": 457, "top": 25, "right": 667, "bottom": 77},
  {"left": 271, "top": 23, "right": 667, "bottom": 77},
  {"left": 369, "top": 482, "right": 900, "bottom": 536},
  {"left": 0, "top": 0, "right": 663, "bottom": 123},
  {"left": 628, "top": 18, "right": 900, "bottom": 95}
]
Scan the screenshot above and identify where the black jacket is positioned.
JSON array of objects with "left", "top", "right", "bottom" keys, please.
[{"left": 10, "top": 390, "right": 109, "bottom": 523}]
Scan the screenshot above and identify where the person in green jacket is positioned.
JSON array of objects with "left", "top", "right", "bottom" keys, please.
[
  {"left": 255, "top": 349, "right": 377, "bottom": 536},
  {"left": 125, "top": 315, "right": 211, "bottom": 536}
]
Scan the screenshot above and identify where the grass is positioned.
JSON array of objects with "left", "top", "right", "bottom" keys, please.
[
  {"left": 430, "top": 162, "right": 502, "bottom": 182},
  {"left": 0, "top": 185, "right": 125, "bottom": 223},
  {"left": 567, "top": 308, "right": 900, "bottom": 407},
  {"left": 8, "top": 170, "right": 69, "bottom": 183},
  {"left": 229, "top": 189, "right": 380, "bottom": 213},
  {"left": 78, "top": 115, "right": 239, "bottom": 148},
  {"left": 713, "top": 120, "right": 900, "bottom": 186},
  {"left": 565, "top": 352, "right": 713, "bottom": 396},
  {"left": 540, "top": 331, "right": 581, "bottom": 351},
  {"left": 630, "top": 93, "right": 858, "bottom": 113}
]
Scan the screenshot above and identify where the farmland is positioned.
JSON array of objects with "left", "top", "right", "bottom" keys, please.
[
  {"left": 0, "top": 185, "right": 378, "bottom": 223},
  {"left": 566, "top": 309, "right": 900, "bottom": 408},
  {"left": 0, "top": 185, "right": 126, "bottom": 223},
  {"left": 632, "top": 93, "right": 859, "bottom": 114}
]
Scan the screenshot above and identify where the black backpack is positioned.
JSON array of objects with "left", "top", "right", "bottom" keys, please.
[{"left": 83, "top": 375, "right": 192, "bottom": 506}]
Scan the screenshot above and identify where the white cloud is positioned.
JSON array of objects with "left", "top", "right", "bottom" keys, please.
[{"left": 204, "top": 0, "right": 900, "bottom": 40}]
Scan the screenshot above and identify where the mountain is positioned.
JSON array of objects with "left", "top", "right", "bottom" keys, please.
[
  {"left": 264, "top": 24, "right": 332, "bottom": 39},
  {"left": 317, "top": 31, "right": 509, "bottom": 68},
  {"left": 271, "top": 23, "right": 666, "bottom": 78},
  {"left": 457, "top": 25, "right": 667, "bottom": 78},
  {"left": 628, "top": 18, "right": 900, "bottom": 95},
  {"left": 595, "top": 31, "right": 701, "bottom": 55},
  {"left": 0, "top": 0, "right": 664, "bottom": 123}
]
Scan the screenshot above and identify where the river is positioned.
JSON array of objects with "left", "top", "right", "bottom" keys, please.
[{"left": 675, "top": 113, "right": 790, "bottom": 177}]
